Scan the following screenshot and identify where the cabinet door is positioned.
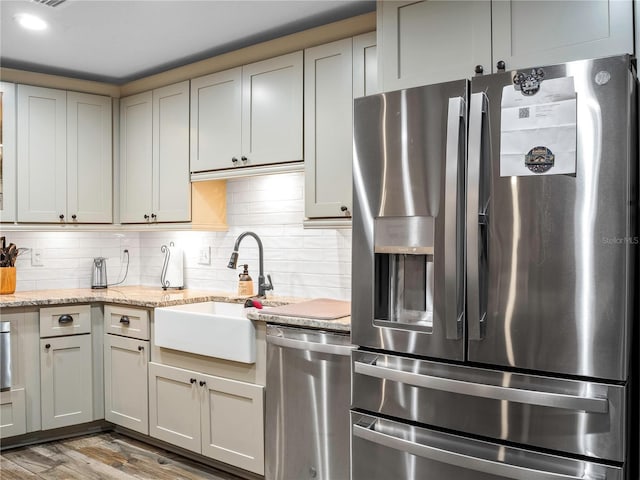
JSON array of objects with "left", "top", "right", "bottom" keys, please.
[
  {"left": 148, "top": 362, "right": 201, "bottom": 453},
  {"left": 40, "top": 335, "right": 93, "bottom": 430},
  {"left": 378, "top": 0, "right": 492, "bottom": 90},
  {"left": 304, "top": 39, "right": 354, "bottom": 219},
  {"left": 17, "top": 85, "right": 67, "bottom": 222},
  {"left": 241, "top": 51, "right": 303, "bottom": 167},
  {"left": 67, "top": 92, "right": 112, "bottom": 223},
  {"left": 0, "top": 82, "right": 16, "bottom": 223},
  {"left": 104, "top": 335, "right": 149, "bottom": 434},
  {"left": 0, "top": 388, "right": 27, "bottom": 438},
  {"left": 120, "top": 91, "right": 152, "bottom": 223},
  {"left": 200, "top": 373, "right": 264, "bottom": 475},
  {"left": 190, "top": 68, "right": 242, "bottom": 172},
  {"left": 152, "top": 81, "right": 191, "bottom": 222},
  {"left": 353, "top": 32, "right": 379, "bottom": 98},
  {"left": 492, "top": 0, "right": 634, "bottom": 71}
]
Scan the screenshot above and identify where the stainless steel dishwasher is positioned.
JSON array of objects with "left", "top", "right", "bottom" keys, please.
[
  {"left": 266, "top": 324, "right": 354, "bottom": 480},
  {"left": 1, "top": 321, "right": 11, "bottom": 391}
]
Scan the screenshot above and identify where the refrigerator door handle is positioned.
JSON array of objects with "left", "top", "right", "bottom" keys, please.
[
  {"left": 353, "top": 422, "right": 606, "bottom": 480},
  {"left": 353, "top": 360, "right": 608, "bottom": 413},
  {"left": 267, "top": 334, "right": 355, "bottom": 357},
  {"left": 467, "top": 92, "right": 487, "bottom": 341},
  {"left": 444, "top": 96, "right": 466, "bottom": 340}
]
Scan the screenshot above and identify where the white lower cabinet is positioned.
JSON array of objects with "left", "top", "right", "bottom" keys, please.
[
  {"left": 148, "top": 362, "right": 264, "bottom": 475},
  {"left": 0, "top": 388, "right": 27, "bottom": 438},
  {"left": 40, "top": 334, "right": 93, "bottom": 430},
  {"left": 104, "top": 334, "right": 149, "bottom": 434}
]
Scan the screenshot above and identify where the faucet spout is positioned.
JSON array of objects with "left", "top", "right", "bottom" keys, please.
[{"left": 227, "top": 231, "right": 273, "bottom": 297}]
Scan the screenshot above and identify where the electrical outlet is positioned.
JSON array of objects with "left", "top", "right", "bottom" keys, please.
[
  {"left": 31, "top": 248, "right": 43, "bottom": 266},
  {"left": 198, "top": 246, "right": 211, "bottom": 265}
]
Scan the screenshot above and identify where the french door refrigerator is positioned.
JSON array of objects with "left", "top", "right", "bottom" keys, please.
[{"left": 351, "top": 54, "right": 636, "bottom": 480}]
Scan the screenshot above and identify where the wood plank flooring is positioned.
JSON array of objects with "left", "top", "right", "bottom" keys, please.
[{"left": 0, "top": 432, "right": 244, "bottom": 480}]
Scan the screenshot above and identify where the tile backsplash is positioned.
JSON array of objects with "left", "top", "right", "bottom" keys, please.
[{"left": 6, "top": 173, "right": 352, "bottom": 300}]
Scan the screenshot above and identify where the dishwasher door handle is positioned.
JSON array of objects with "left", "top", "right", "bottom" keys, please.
[{"left": 267, "top": 334, "right": 355, "bottom": 356}]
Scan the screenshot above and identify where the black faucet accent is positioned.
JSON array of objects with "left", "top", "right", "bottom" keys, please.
[{"left": 227, "top": 231, "right": 274, "bottom": 297}]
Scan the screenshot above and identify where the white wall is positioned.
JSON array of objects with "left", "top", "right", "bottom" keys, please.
[{"left": 6, "top": 173, "right": 352, "bottom": 300}]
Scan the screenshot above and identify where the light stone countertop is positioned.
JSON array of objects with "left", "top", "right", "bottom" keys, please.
[{"left": 0, "top": 285, "right": 351, "bottom": 332}]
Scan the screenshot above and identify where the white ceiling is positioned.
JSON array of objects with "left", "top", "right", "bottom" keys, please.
[{"left": 0, "top": 0, "right": 375, "bottom": 84}]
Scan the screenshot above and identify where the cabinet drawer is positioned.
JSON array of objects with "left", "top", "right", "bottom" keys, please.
[
  {"left": 40, "top": 304, "right": 90, "bottom": 337},
  {"left": 104, "top": 305, "right": 149, "bottom": 340}
]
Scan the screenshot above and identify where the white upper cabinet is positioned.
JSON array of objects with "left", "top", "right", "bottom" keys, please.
[
  {"left": 378, "top": 0, "right": 634, "bottom": 91},
  {"left": 190, "top": 51, "right": 303, "bottom": 173},
  {"left": 120, "top": 81, "right": 190, "bottom": 224},
  {"left": 304, "top": 38, "right": 354, "bottom": 219},
  {"left": 152, "top": 82, "right": 191, "bottom": 222},
  {"left": 378, "top": 0, "right": 492, "bottom": 90},
  {"left": 491, "top": 0, "right": 634, "bottom": 71},
  {"left": 17, "top": 85, "right": 112, "bottom": 223},
  {"left": 17, "top": 86, "right": 67, "bottom": 223},
  {"left": 0, "top": 82, "right": 16, "bottom": 223},
  {"left": 241, "top": 51, "right": 303, "bottom": 167},
  {"left": 120, "top": 91, "right": 153, "bottom": 223},
  {"left": 190, "top": 68, "right": 242, "bottom": 172},
  {"left": 304, "top": 33, "right": 378, "bottom": 220},
  {"left": 67, "top": 92, "right": 113, "bottom": 223},
  {"left": 353, "top": 32, "right": 379, "bottom": 98}
]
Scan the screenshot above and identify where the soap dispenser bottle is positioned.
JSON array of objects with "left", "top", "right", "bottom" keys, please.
[{"left": 238, "top": 264, "right": 254, "bottom": 296}]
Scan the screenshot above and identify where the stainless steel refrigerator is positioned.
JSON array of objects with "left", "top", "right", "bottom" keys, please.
[{"left": 351, "top": 55, "right": 637, "bottom": 479}]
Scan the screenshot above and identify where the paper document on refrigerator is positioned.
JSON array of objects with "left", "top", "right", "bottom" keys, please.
[{"left": 500, "top": 76, "right": 577, "bottom": 177}]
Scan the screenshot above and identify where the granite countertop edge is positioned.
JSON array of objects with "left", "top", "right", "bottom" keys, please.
[{"left": 0, "top": 286, "right": 351, "bottom": 332}]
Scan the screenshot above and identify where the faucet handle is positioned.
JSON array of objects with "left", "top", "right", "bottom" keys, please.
[{"left": 263, "top": 274, "right": 274, "bottom": 291}]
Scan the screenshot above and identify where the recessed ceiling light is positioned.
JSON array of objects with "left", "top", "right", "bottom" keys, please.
[{"left": 14, "top": 13, "right": 48, "bottom": 31}]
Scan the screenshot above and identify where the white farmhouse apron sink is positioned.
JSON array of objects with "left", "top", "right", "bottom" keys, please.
[{"left": 154, "top": 302, "right": 255, "bottom": 363}]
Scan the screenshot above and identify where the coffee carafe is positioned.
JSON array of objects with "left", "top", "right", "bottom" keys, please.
[{"left": 92, "top": 257, "right": 108, "bottom": 289}]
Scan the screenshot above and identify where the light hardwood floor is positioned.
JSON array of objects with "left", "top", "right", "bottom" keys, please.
[{"left": 0, "top": 432, "right": 243, "bottom": 480}]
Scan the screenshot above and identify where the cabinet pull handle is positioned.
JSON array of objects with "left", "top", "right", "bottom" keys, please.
[
  {"left": 190, "top": 378, "right": 197, "bottom": 384},
  {"left": 71, "top": 214, "right": 77, "bottom": 220},
  {"left": 138, "top": 345, "right": 144, "bottom": 351},
  {"left": 199, "top": 380, "right": 206, "bottom": 387},
  {"left": 496, "top": 60, "right": 506, "bottom": 72},
  {"left": 119, "top": 315, "right": 130, "bottom": 325},
  {"left": 45, "top": 343, "right": 51, "bottom": 349},
  {"left": 58, "top": 314, "right": 73, "bottom": 324},
  {"left": 59, "top": 214, "right": 65, "bottom": 220}
]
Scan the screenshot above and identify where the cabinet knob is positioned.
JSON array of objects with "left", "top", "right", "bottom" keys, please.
[
  {"left": 59, "top": 214, "right": 65, "bottom": 220},
  {"left": 241, "top": 156, "right": 248, "bottom": 164},
  {"left": 58, "top": 314, "right": 73, "bottom": 324},
  {"left": 496, "top": 60, "right": 506, "bottom": 72},
  {"left": 151, "top": 213, "right": 157, "bottom": 220},
  {"left": 199, "top": 380, "right": 206, "bottom": 387},
  {"left": 119, "top": 315, "right": 130, "bottom": 325},
  {"left": 340, "top": 205, "right": 348, "bottom": 212},
  {"left": 138, "top": 345, "right": 144, "bottom": 351},
  {"left": 71, "top": 214, "right": 77, "bottom": 220},
  {"left": 231, "top": 157, "right": 238, "bottom": 164},
  {"left": 190, "top": 378, "right": 197, "bottom": 384},
  {"left": 45, "top": 343, "right": 51, "bottom": 349},
  {"left": 474, "top": 65, "right": 484, "bottom": 75},
  {"left": 144, "top": 214, "right": 149, "bottom": 220}
]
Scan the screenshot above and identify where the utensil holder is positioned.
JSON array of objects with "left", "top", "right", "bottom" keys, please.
[{"left": 0, "top": 267, "right": 16, "bottom": 294}]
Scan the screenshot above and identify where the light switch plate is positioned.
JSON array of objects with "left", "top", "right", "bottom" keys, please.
[
  {"left": 198, "top": 246, "right": 211, "bottom": 265},
  {"left": 31, "top": 248, "right": 43, "bottom": 266}
]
